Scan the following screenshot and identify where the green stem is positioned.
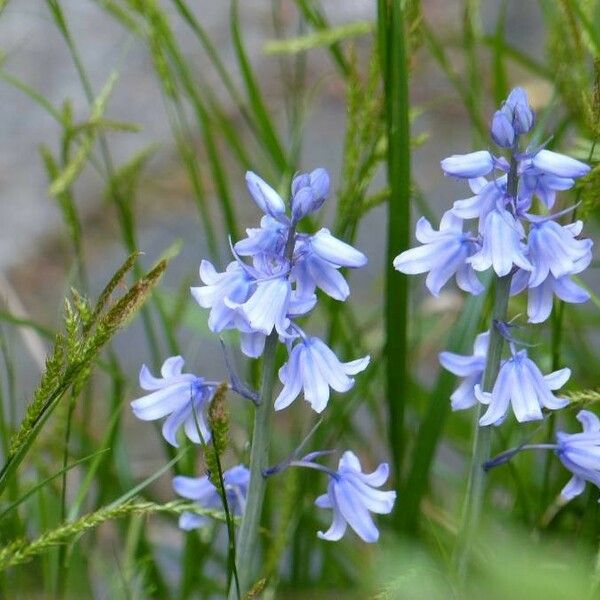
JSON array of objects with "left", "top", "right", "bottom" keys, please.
[
  {"left": 454, "top": 150, "right": 519, "bottom": 579},
  {"left": 231, "top": 331, "right": 278, "bottom": 597},
  {"left": 378, "top": 0, "right": 411, "bottom": 516},
  {"left": 454, "top": 273, "right": 512, "bottom": 579}
]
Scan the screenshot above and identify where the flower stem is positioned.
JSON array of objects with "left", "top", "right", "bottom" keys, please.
[
  {"left": 230, "top": 331, "right": 278, "bottom": 597},
  {"left": 454, "top": 272, "right": 512, "bottom": 581}
]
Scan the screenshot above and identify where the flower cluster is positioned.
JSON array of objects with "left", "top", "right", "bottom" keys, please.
[
  {"left": 395, "top": 87, "right": 596, "bottom": 506},
  {"left": 130, "top": 169, "right": 394, "bottom": 542},
  {"left": 395, "top": 88, "right": 591, "bottom": 423},
  {"left": 191, "top": 169, "right": 370, "bottom": 413}
]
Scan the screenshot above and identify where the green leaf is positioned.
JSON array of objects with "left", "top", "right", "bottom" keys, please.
[
  {"left": 48, "top": 72, "right": 119, "bottom": 197},
  {"left": 263, "top": 20, "right": 373, "bottom": 55}
]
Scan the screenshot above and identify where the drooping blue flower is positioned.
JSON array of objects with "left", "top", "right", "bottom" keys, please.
[
  {"left": 441, "top": 150, "right": 497, "bottom": 178},
  {"left": 511, "top": 268, "right": 591, "bottom": 324},
  {"left": 235, "top": 290, "right": 317, "bottom": 358},
  {"left": 452, "top": 175, "right": 508, "bottom": 225},
  {"left": 517, "top": 148, "right": 589, "bottom": 209},
  {"left": 526, "top": 218, "right": 593, "bottom": 287},
  {"left": 439, "top": 331, "right": 489, "bottom": 410},
  {"left": 476, "top": 349, "right": 570, "bottom": 426},
  {"left": 531, "top": 149, "right": 591, "bottom": 179},
  {"left": 556, "top": 410, "right": 600, "bottom": 502},
  {"left": 519, "top": 168, "right": 575, "bottom": 210},
  {"left": 131, "top": 356, "right": 213, "bottom": 447},
  {"left": 190, "top": 260, "right": 254, "bottom": 333},
  {"left": 274, "top": 336, "right": 370, "bottom": 413},
  {"left": 173, "top": 465, "right": 250, "bottom": 530},
  {"left": 393, "top": 210, "right": 483, "bottom": 296},
  {"left": 468, "top": 207, "right": 532, "bottom": 276},
  {"left": 234, "top": 215, "right": 288, "bottom": 258},
  {"left": 245, "top": 171, "right": 288, "bottom": 222},
  {"left": 292, "top": 228, "right": 367, "bottom": 301},
  {"left": 315, "top": 451, "right": 396, "bottom": 543},
  {"left": 227, "top": 274, "right": 292, "bottom": 336},
  {"left": 291, "top": 168, "right": 330, "bottom": 220}
]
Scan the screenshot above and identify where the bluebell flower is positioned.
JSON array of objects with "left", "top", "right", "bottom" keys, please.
[
  {"left": 291, "top": 168, "right": 330, "bottom": 220},
  {"left": 315, "top": 451, "right": 396, "bottom": 543},
  {"left": 526, "top": 219, "right": 593, "bottom": 287},
  {"left": 476, "top": 350, "right": 570, "bottom": 426},
  {"left": 500, "top": 87, "right": 534, "bottom": 136},
  {"left": 234, "top": 216, "right": 288, "bottom": 258},
  {"left": 235, "top": 291, "right": 317, "bottom": 358},
  {"left": 441, "top": 150, "right": 498, "bottom": 179},
  {"left": 274, "top": 336, "right": 369, "bottom": 413},
  {"left": 292, "top": 228, "right": 367, "bottom": 300},
  {"left": 439, "top": 331, "right": 489, "bottom": 410},
  {"left": 511, "top": 268, "right": 591, "bottom": 324},
  {"left": 131, "top": 356, "right": 213, "bottom": 447},
  {"left": 173, "top": 465, "right": 250, "bottom": 530},
  {"left": 393, "top": 211, "right": 483, "bottom": 296},
  {"left": 245, "top": 171, "right": 288, "bottom": 222},
  {"left": 451, "top": 175, "right": 507, "bottom": 224},
  {"left": 531, "top": 149, "right": 591, "bottom": 179},
  {"left": 468, "top": 207, "right": 532, "bottom": 276},
  {"left": 190, "top": 260, "right": 254, "bottom": 333},
  {"left": 227, "top": 274, "right": 292, "bottom": 336},
  {"left": 519, "top": 168, "right": 575, "bottom": 209},
  {"left": 556, "top": 410, "right": 600, "bottom": 502}
]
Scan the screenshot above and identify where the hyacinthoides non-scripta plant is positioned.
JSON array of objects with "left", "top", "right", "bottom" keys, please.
[
  {"left": 130, "top": 169, "right": 396, "bottom": 597},
  {"left": 394, "top": 88, "right": 593, "bottom": 578}
]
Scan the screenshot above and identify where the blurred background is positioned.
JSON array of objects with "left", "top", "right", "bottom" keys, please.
[{"left": 0, "top": 1, "right": 599, "bottom": 598}]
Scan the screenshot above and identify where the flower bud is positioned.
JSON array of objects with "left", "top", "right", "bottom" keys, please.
[
  {"left": 490, "top": 110, "right": 515, "bottom": 147},
  {"left": 291, "top": 168, "right": 330, "bottom": 220}
]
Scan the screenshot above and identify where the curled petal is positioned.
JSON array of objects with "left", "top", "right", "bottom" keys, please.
[
  {"left": 532, "top": 149, "right": 590, "bottom": 179},
  {"left": 441, "top": 151, "right": 494, "bottom": 178}
]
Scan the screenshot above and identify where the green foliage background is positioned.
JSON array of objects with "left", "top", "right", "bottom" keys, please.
[{"left": 0, "top": 0, "right": 599, "bottom": 598}]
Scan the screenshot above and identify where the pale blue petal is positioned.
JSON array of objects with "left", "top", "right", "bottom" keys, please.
[
  {"left": 240, "top": 331, "right": 266, "bottom": 358},
  {"left": 245, "top": 171, "right": 287, "bottom": 218},
  {"left": 342, "top": 355, "right": 370, "bottom": 376},
  {"left": 334, "top": 479, "right": 379, "bottom": 543},
  {"left": 309, "top": 338, "right": 354, "bottom": 393},
  {"left": 131, "top": 383, "right": 193, "bottom": 421},
  {"left": 577, "top": 410, "right": 600, "bottom": 433},
  {"left": 139, "top": 364, "right": 165, "bottom": 391},
  {"left": 439, "top": 351, "right": 484, "bottom": 377},
  {"left": 179, "top": 513, "right": 208, "bottom": 530},
  {"left": 173, "top": 475, "right": 215, "bottom": 502},
  {"left": 310, "top": 228, "right": 367, "bottom": 267},
  {"left": 274, "top": 344, "right": 304, "bottom": 411},
  {"left": 526, "top": 279, "right": 553, "bottom": 324},
  {"left": 532, "top": 150, "right": 590, "bottom": 178},
  {"left": 307, "top": 257, "right": 349, "bottom": 300},
  {"left": 301, "top": 344, "right": 330, "bottom": 413},
  {"left": 560, "top": 475, "right": 586, "bottom": 501},
  {"left": 441, "top": 151, "right": 494, "bottom": 178},
  {"left": 509, "top": 360, "right": 543, "bottom": 422},
  {"left": 543, "top": 368, "right": 571, "bottom": 390},
  {"left": 161, "top": 356, "right": 185, "bottom": 379}
]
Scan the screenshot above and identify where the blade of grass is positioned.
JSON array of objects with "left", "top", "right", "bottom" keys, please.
[
  {"left": 230, "top": 0, "right": 288, "bottom": 173},
  {"left": 263, "top": 20, "right": 373, "bottom": 56},
  {"left": 378, "top": 0, "right": 411, "bottom": 524},
  {"left": 491, "top": 1, "right": 509, "bottom": 105},
  {"left": 0, "top": 450, "right": 108, "bottom": 522},
  {"left": 398, "top": 273, "right": 492, "bottom": 532},
  {"left": 421, "top": 19, "right": 487, "bottom": 139},
  {"left": 294, "top": 0, "right": 352, "bottom": 77}
]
